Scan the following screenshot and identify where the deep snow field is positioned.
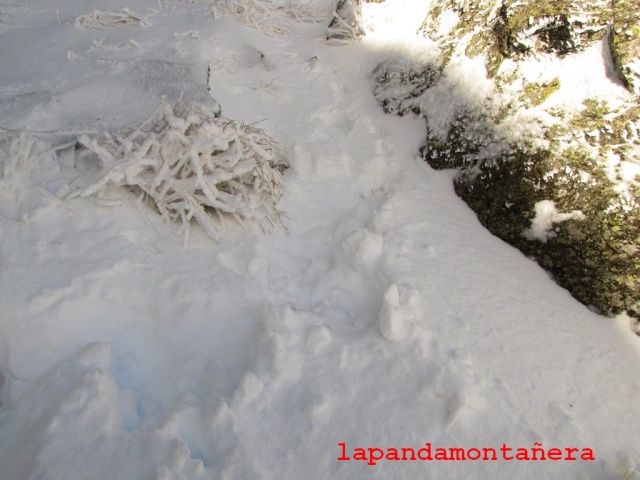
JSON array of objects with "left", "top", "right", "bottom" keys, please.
[{"left": 1, "top": 0, "right": 639, "bottom": 478}]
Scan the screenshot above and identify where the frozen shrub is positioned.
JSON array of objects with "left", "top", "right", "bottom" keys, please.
[
  {"left": 72, "top": 97, "right": 287, "bottom": 244},
  {"left": 74, "top": 8, "right": 148, "bottom": 30},
  {"left": 327, "top": 0, "right": 364, "bottom": 40},
  {"left": 215, "top": 0, "right": 319, "bottom": 38}
]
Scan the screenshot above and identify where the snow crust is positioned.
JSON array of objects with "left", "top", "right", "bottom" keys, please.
[{"left": 0, "top": 0, "right": 639, "bottom": 479}]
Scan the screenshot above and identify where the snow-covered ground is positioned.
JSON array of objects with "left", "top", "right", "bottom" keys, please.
[{"left": 1, "top": 0, "right": 639, "bottom": 478}]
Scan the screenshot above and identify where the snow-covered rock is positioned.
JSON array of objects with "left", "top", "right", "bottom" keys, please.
[{"left": 370, "top": 0, "right": 640, "bottom": 322}]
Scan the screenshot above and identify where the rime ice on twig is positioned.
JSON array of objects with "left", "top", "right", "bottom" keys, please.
[
  {"left": 327, "top": 0, "right": 364, "bottom": 41},
  {"left": 72, "top": 97, "right": 287, "bottom": 244},
  {"left": 74, "top": 8, "right": 148, "bottom": 30},
  {"left": 215, "top": 0, "right": 320, "bottom": 38}
]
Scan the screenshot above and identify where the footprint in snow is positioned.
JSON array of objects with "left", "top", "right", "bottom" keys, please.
[{"left": 309, "top": 106, "right": 354, "bottom": 135}]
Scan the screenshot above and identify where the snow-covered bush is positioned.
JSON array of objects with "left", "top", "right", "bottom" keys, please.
[
  {"left": 74, "top": 8, "right": 148, "bottom": 30},
  {"left": 215, "top": 0, "right": 319, "bottom": 37},
  {"left": 73, "top": 97, "right": 287, "bottom": 244}
]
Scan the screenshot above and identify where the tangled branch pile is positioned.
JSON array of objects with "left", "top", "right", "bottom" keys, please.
[
  {"left": 215, "top": 0, "right": 319, "bottom": 37},
  {"left": 74, "top": 98, "right": 287, "bottom": 243},
  {"left": 74, "top": 8, "right": 148, "bottom": 29}
]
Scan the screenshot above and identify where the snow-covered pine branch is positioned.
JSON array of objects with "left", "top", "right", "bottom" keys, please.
[{"left": 72, "top": 97, "right": 287, "bottom": 244}]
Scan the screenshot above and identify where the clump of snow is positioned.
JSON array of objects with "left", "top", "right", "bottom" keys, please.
[
  {"left": 74, "top": 8, "right": 148, "bottom": 30},
  {"left": 604, "top": 150, "right": 640, "bottom": 212},
  {"left": 525, "top": 200, "right": 586, "bottom": 242},
  {"left": 339, "top": 228, "right": 384, "bottom": 273},
  {"left": 619, "top": 159, "right": 640, "bottom": 185},
  {"left": 379, "top": 283, "right": 405, "bottom": 341},
  {"left": 72, "top": 97, "right": 287, "bottom": 244},
  {"left": 306, "top": 324, "right": 332, "bottom": 352}
]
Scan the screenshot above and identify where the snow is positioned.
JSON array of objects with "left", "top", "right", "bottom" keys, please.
[
  {"left": 0, "top": 0, "right": 639, "bottom": 479},
  {"left": 525, "top": 200, "right": 586, "bottom": 242},
  {"left": 360, "top": 0, "right": 431, "bottom": 39},
  {"left": 378, "top": 283, "right": 404, "bottom": 341},
  {"left": 516, "top": 37, "right": 631, "bottom": 112}
]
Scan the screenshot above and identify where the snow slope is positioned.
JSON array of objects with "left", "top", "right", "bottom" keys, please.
[{"left": 0, "top": 0, "right": 639, "bottom": 479}]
